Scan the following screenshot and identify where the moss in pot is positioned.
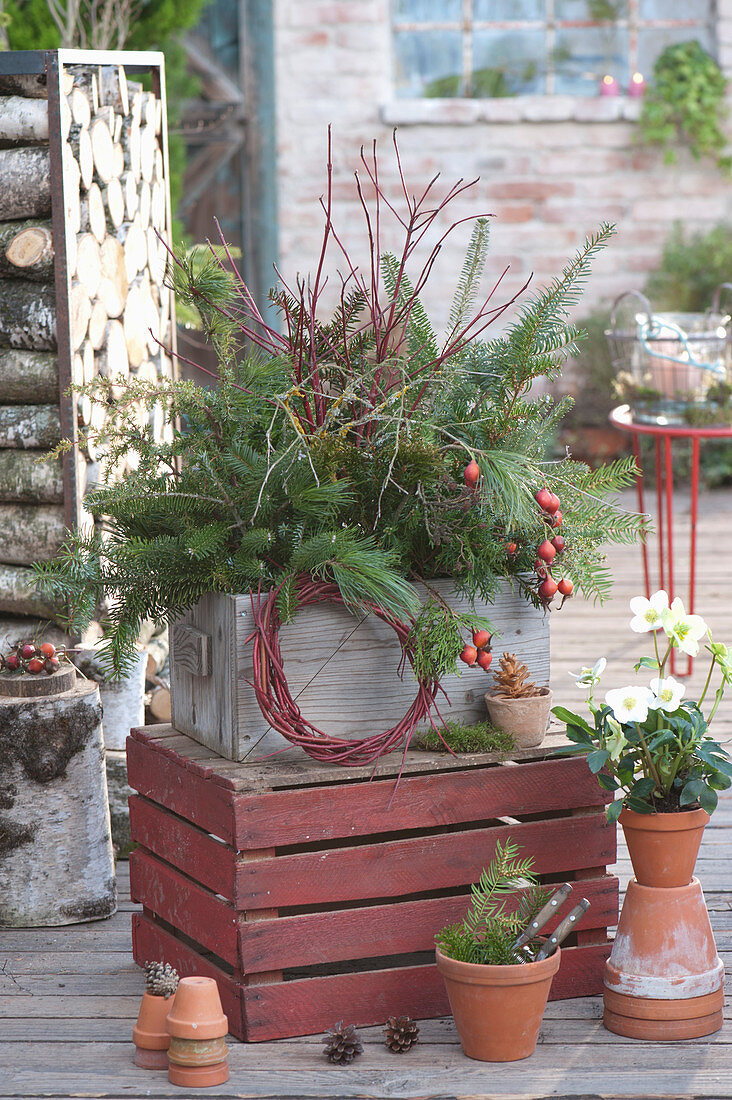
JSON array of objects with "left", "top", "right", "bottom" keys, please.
[{"left": 484, "top": 652, "right": 552, "bottom": 748}]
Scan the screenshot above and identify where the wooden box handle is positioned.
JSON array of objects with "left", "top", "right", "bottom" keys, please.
[{"left": 171, "top": 624, "right": 212, "bottom": 678}]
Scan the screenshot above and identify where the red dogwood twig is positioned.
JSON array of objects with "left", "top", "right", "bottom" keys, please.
[{"left": 247, "top": 576, "right": 443, "bottom": 765}]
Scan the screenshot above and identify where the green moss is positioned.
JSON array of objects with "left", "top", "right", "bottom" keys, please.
[{"left": 414, "top": 720, "right": 514, "bottom": 755}]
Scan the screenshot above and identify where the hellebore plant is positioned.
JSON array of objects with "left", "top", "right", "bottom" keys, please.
[{"left": 555, "top": 591, "right": 732, "bottom": 820}]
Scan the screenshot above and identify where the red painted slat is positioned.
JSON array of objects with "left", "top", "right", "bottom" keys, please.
[
  {"left": 132, "top": 912, "right": 244, "bottom": 1041},
  {"left": 242, "top": 944, "right": 612, "bottom": 1041},
  {"left": 229, "top": 756, "right": 606, "bottom": 849},
  {"left": 234, "top": 814, "right": 615, "bottom": 908},
  {"left": 126, "top": 735, "right": 235, "bottom": 843},
  {"left": 128, "top": 795, "right": 236, "bottom": 900},
  {"left": 238, "top": 876, "right": 618, "bottom": 973},
  {"left": 130, "top": 849, "right": 239, "bottom": 966}
]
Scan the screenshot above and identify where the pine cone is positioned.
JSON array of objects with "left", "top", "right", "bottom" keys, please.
[
  {"left": 493, "top": 652, "right": 540, "bottom": 699},
  {"left": 384, "top": 1015, "right": 419, "bottom": 1053},
  {"left": 144, "top": 960, "right": 179, "bottom": 998},
  {"left": 322, "top": 1020, "right": 363, "bottom": 1065}
]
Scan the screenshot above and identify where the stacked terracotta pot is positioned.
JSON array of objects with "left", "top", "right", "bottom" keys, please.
[
  {"left": 604, "top": 808, "right": 724, "bottom": 1040},
  {"left": 133, "top": 972, "right": 229, "bottom": 1085}
]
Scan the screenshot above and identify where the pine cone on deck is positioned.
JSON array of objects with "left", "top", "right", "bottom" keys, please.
[
  {"left": 144, "top": 960, "right": 179, "bottom": 998},
  {"left": 322, "top": 1020, "right": 364, "bottom": 1064},
  {"left": 493, "top": 652, "right": 541, "bottom": 698},
  {"left": 384, "top": 1015, "right": 419, "bottom": 1053}
]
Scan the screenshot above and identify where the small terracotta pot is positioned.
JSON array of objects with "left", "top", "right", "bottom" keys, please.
[
  {"left": 132, "top": 990, "right": 175, "bottom": 1070},
  {"left": 483, "top": 687, "right": 553, "bottom": 748},
  {"left": 620, "top": 806, "right": 709, "bottom": 887},
  {"left": 435, "top": 945, "right": 560, "bottom": 1061},
  {"left": 165, "top": 976, "right": 229, "bottom": 1041},
  {"left": 166, "top": 977, "right": 229, "bottom": 1087}
]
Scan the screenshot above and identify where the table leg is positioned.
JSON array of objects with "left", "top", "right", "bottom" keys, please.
[
  {"left": 632, "top": 432, "right": 651, "bottom": 599},
  {"left": 687, "top": 436, "right": 701, "bottom": 678},
  {"left": 655, "top": 436, "right": 665, "bottom": 593}
]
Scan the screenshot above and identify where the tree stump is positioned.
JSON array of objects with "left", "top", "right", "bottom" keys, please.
[{"left": 0, "top": 674, "right": 116, "bottom": 926}]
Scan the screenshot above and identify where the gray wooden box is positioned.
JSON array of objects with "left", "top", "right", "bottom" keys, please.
[{"left": 169, "top": 580, "right": 549, "bottom": 762}]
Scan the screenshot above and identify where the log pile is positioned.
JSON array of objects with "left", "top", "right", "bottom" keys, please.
[
  {"left": 0, "top": 55, "right": 175, "bottom": 854},
  {"left": 0, "top": 56, "right": 174, "bottom": 628}
]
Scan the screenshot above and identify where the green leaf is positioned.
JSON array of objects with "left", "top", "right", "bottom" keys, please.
[
  {"left": 634, "top": 656, "right": 661, "bottom": 671},
  {"left": 587, "top": 749, "right": 610, "bottom": 774},
  {"left": 552, "top": 706, "right": 593, "bottom": 734},
  {"left": 680, "top": 779, "right": 704, "bottom": 806},
  {"left": 606, "top": 799, "right": 624, "bottom": 824}
]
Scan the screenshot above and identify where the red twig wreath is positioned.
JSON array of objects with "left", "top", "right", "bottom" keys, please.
[{"left": 248, "top": 574, "right": 441, "bottom": 765}]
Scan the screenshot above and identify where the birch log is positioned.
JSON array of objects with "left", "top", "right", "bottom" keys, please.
[
  {"left": 0, "top": 451, "right": 63, "bottom": 502},
  {"left": 0, "top": 149, "right": 51, "bottom": 220},
  {"left": 97, "top": 237, "right": 128, "bottom": 318},
  {"left": 0, "top": 350, "right": 58, "bottom": 403},
  {"left": 0, "top": 678, "right": 116, "bottom": 927},
  {"left": 0, "top": 73, "right": 48, "bottom": 99},
  {"left": 69, "top": 283, "right": 91, "bottom": 352},
  {"left": 99, "top": 65, "right": 129, "bottom": 116},
  {"left": 88, "top": 300, "right": 108, "bottom": 350},
  {"left": 0, "top": 283, "right": 55, "bottom": 349},
  {"left": 103, "top": 177, "right": 125, "bottom": 230},
  {"left": 0, "top": 503, "right": 65, "bottom": 563},
  {"left": 0, "top": 221, "right": 54, "bottom": 281},
  {"left": 75, "top": 234, "right": 102, "bottom": 298},
  {"left": 0, "top": 563, "right": 59, "bottom": 617},
  {"left": 89, "top": 116, "right": 115, "bottom": 184},
  {"left": 0, "top": 405, "right": 61, "bottom": 449},
  {"left": 0, "top": 96, "right": 49, "bottom": 146},
  {"left": 79, "top": 182, "right": 106, "bottom": 243},
  {"left": 69, "top": 86, "right": 92, "bottom": 129},
  {"left": 72, "top": 645, "right": 147, "bottom": 751},
  {"left": 97, "top": 320, "right": 129, "bottom": 394}
]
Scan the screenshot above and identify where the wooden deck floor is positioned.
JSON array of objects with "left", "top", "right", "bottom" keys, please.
[{"left": 2, "top": 489, "right": 732, "bottom": 1099}]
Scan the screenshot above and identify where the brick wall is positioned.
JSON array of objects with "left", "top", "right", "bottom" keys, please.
[{"left": 274, "top": 0, "right": 732, "bottom": 333}]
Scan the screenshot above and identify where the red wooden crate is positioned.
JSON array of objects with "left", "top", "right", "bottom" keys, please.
[{"left": 127, "top": 725, "right": 618, "bottom": 1042}]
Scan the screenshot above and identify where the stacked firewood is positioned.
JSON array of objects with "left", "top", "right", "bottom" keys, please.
[{"left": 0, "top": 59, "right": 174, "bottom": 639}]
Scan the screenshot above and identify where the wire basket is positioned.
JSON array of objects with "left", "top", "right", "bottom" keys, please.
[{"left": 606, "top": 288, "right": 732, "bottom": 425}]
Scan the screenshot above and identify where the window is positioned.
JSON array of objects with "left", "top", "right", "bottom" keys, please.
[{"left": 392, "top": 1, "right": 717, "bottom": 99}]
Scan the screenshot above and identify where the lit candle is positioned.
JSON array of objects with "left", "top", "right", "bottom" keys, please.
[
  {"left": 628, "top": 72, "right": 646, "bottom": 97},
  {"left": 599, "top": 74, "right": 620, "bottom": 96}
]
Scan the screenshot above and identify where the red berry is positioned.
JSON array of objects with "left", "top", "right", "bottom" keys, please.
[
  {"left": 533, "top": 559, "right": 548, "bottom": 578},
  {"left": 551, "top": 535, "right": 566, "bottom": 553},
  {"left": 464, "top": 459, "right": 480, "bottom": 487},
  {"left": 21, "top": 643, "right": 36, "bottom": 659},
  {"left": 551, "top": 510, "right": 563, "bottom": 527},
  {"left": 472, "top": 629, "right": 491, "bottom": 649},
  {"left": 505, "top": 541, "right": 517, "bottom": 556},
  {"left": 44, "top": 657, "right": 61, "bottom": 674},
  {"left": 539, "top": 577, "right": 559, "bottom": 600},
  {"left": 460, "top": 645, "right": 478, "bottom": 667},
  {"left": 534, "top": 488, "right": 554, "bottom": 511},
  {"left": 40, "top": 642, "right": 56, "bottom": 657},
  {"left": 5, "top": 654, "right": 20, "bottom": 671},
  {"left": 537, "top": 539, "right": 557, "bottom": 563},
  {"left": 557, "top": 577, "right": 574, "bottom": 596},
  {"left": 27, "top": 657, "right": 44, "bottom": 674},
  {"left": 477, "top": 649, "right": 493, "bottom": 671},
  {"left": 548, "top": 492, "right": 561, "bottom": 513}
]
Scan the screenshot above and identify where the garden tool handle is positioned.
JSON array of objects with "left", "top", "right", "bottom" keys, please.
[
  {"left": 512, "top": 882, "right": 573, "bottom": 951},
  {"left": 535, "top": 898, "right": 591, "bottom": 961}
]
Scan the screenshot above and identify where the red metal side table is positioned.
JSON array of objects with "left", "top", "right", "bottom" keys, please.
[{"left": 609, "top": 404, "right": 732, "bottom": 676}]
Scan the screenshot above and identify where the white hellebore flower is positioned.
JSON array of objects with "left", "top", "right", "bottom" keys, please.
[
  {"left": 568, "top": 657, "right": 607, "bottom": 687},
  {"left": 649, "top": 675, "right": 685, "bottom": 713},
  {"left": 661, "top": 597, "right": 708, "bottom": 657},
  {"left": 629, "top": 590, "right": 669, "bottom": 633},
  {"left": 605, "top": 685, "right": 655, "bottom": 725}
]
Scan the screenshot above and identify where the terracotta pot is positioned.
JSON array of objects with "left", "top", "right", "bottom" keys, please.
[
  {"left": 603, "top": 878, "right": 723, "bottom": 1040},
  {"left": 620, "top": 807, "right": 709, "bottom": 887},
  {"left": 435, "top": 945, "right": 560, "bottom": 1061},
  {"left": 483, "top": 687, "right": 553, "bottom": 749},
  {"left": 132, "top": 990, "right": 175, "bottom": 1070},
  {"left": 165, "top": 976, "right": 229, "bottom": 1041},
  {"left": 166, "top": 977, "right": 229, "bottom": 1087}
]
